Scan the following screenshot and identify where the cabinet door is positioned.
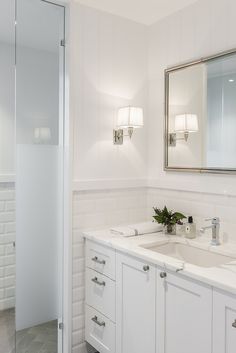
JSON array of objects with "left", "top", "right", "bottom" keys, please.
[
  {"left": 213, "top": 290, "right": 236, "bottom": 353},
  {"left": 157, "top": 270, "right": 212, "bottom": 353},
  {"left": 116, "top": 253, "right": 156, "bottom": 353}
]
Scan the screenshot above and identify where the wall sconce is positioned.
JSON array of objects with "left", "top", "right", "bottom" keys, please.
[
  {"left": 169, "top": 114, "right": 198, "bottom": 147},
  {"left": 113, "top": 106, "right": 144, "bottom": 145}
]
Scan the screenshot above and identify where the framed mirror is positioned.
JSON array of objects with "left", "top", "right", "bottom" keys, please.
[{"left": 165, "top": 48, "right": 236, "bottom": 173}]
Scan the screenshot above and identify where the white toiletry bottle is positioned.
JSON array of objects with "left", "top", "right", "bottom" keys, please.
[
  {"left": 176, "top": 219, "right": 186, "bottom": 236},
  {"left": 185, "top": 216, "right": 196, "bottom": 239}
]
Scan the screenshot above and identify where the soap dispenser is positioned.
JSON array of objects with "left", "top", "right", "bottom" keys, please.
[{"left": 185, "top": 216, "right": 196, "bottom": 239}]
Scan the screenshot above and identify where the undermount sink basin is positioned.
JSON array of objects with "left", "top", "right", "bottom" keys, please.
[{"left": 141, "top": 241, "right": 235, "bottom": 268}]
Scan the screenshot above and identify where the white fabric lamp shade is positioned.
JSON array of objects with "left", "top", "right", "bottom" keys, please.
[
  {"left": 174, "top": 114, "right": 198, "bottom": 133},
  {"left": 117, "top": 107, "right": 144, "bottom": 129}
]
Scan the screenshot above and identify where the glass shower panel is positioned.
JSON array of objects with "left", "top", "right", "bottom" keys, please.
[
  {"left": 0, "top": 1, "right": 16, "bottom": 353},
  {"left": 15, "top": 1, "right": 65, "bottom": 353}
]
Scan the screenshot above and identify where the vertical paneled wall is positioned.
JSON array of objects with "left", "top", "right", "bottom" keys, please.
[
  {"left": 147, "top": 0, "right": 236, "bottom": 194},
  {"left": 70, "top": 3, "right": 148, "bottom": 183}
]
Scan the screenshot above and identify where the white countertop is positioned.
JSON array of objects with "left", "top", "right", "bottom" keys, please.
[{"left": 83, "top": 229, "right": 236, "bottom": 295}]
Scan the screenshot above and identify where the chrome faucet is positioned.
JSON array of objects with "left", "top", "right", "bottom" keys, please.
[{"left": 200, "top": 217, "right": 220, "bottom": 246}]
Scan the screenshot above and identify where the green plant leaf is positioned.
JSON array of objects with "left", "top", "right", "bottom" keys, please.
[{"left": 152, "top": 206, "right": 186, "bottom": 226}]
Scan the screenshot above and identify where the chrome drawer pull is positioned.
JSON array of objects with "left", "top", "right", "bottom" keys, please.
[
  {"left": 143, "top": 265, "right": 150, "bottom": 272},
  {"left": 92, "top": 256, "right": 106, "bottom": 265},
  {"left": 232, "top": 320, "right": 236, "bottom": 328},
  {"left": 92, "top": 277, "right": 106, "bottom": 286},
  {"left": 92, "top": 316, "right": 106, "bottom": 327}
]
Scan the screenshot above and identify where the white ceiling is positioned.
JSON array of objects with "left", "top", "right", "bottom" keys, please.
[{"left": 76, "top": 0, "right": 198, "bottom": 25}]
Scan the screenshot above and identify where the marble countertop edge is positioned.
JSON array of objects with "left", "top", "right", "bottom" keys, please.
[{"left": 83, "top": 229, "right": 236, "bottom": 296}]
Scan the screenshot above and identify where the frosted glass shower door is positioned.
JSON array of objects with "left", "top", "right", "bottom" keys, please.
[
  {"left": 15, "top": 1, "right": 65, "bottom": 353},
  {"left": 0, "top": 1, "right": 16, "bottom": 353}
]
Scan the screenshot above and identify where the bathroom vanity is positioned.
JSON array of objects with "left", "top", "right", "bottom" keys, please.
[{"left": 83, "top": 231, "right": 236, "bottom": 353}]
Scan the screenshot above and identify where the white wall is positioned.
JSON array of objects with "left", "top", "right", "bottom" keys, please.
[
  {"left": 0, "top": 42, "right": 15, "bottom": 176},
  {"left": 69, "top": 3, "right": 149, "bottom": 353},
  {"left": 71, "top": 1, "right": 236, "bottom": 352},
  {"left": 148, "top": 0, "right": 236, "bottom": 195},
  {"left": 70, "top": 3, "right": 148, "bottom": 186}
]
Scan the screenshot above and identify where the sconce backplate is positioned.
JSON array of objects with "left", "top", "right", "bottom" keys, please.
[
  {"left": 169, "top": 133, "right": 177, "bottom": 147},
  {"left": 169, "top": 132, "right": 189, "bottom": 146},
  {"left": 113, "top": 129, "right": 123, "bottom": 145}
]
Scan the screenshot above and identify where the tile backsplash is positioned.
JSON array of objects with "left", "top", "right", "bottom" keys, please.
[
  {"left": 147, "top": 188, "right": 236, "bottom": 244},
  {"left": 0, "top": 183, "right": 15, "bottom": 311}
]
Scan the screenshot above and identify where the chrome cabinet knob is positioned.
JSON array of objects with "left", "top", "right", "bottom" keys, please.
[
  {"left": 160, "top": 272, "right": 167, "bottom": 278},
  {"left": 143, "top": 265, "right": 150, "bottom": 272},
  {"left": 232, "top": 320, "right": 236, "bottom": 328}
]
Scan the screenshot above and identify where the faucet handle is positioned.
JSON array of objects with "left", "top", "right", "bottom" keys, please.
[{"left": 205, "top": 217, "right": 220, "bottom": 224}]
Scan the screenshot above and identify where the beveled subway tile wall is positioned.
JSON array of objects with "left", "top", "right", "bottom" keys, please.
[
  {"left": 0, "top": 183, "right": 15, "bottom": 311},
  {"left": 72, "top": 188, "right": 148, "bottom": 353},
  {"left": 147, "top": 188, "right": 236, "bottom": 244}
]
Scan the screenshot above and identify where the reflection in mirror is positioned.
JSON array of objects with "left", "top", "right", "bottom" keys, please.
[
  {"left": 0, "top": 1, "right": 65, "bottom": 352},
  {"left": 207, "top": 55, "right": 236, "bottom": 168},
  {"left": 167, "top": 64, "right": 205, "bottom": 169},
  {"left": 165, "top": 50, "right": 236, "bottom": 172},
  {"left": 15, "top": 0, "right": 65, "bottom": 353},
  {"left": 0, "top": 1, "right": 16, "bottom": 353}
]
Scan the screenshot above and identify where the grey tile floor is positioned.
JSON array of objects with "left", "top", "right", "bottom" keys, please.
[
  {"left": 0, "top": 308, "right": 15, "bottom": 353},
  {"left": 0, "top": 309, "right": 58, "bottom": 353}
]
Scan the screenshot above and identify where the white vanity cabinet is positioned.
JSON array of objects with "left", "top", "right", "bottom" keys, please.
[
  {"left": 85, "top": 240, "right": 116, "bottom": 353},
  {"left": 116, "top": 253, "right": 156, "bottom": 353},
  {"left": 84, "top": 237, "right": 236, "bottom": 353},
  {"left": 213, "top": 290, "right": 236, "bottom": 353},
  {"left": 156, "top": 269, "right": 212, "bottom": 353}
]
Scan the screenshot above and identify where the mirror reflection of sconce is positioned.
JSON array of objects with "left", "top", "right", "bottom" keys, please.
[
  {"left": 34, "top": 127, "right": 51, "bottom": 144},
  {"left": 169, "top": 114, "right": 198, "bottom": 147},
  {"left": 113, "top": 106, "right": 144, "bottom": 145}
]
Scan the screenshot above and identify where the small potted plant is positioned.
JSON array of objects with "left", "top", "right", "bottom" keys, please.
[{"left": 153, "top": 206, "right": 186, "bottom": 235}]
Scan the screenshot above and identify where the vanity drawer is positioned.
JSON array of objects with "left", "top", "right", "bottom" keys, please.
[
  {"left": 86, "top": 268, "right": 116, "bottom": 322},
  {"left": 86, "top": 240, "right": 116, "bottom": 280},
  {"left": 85, "top": 305, "right": 115, "bottom": 353}
]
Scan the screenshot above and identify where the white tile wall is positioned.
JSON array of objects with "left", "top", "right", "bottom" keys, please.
[
  {"left": 72, "top": 188, "right": 147, "bottom": 353},
  {"left": 0, "top": 183, "right": 15, "bottom": 311},
  {"left": 147, "top": 188, "right": 236, "bottom": 244}
]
